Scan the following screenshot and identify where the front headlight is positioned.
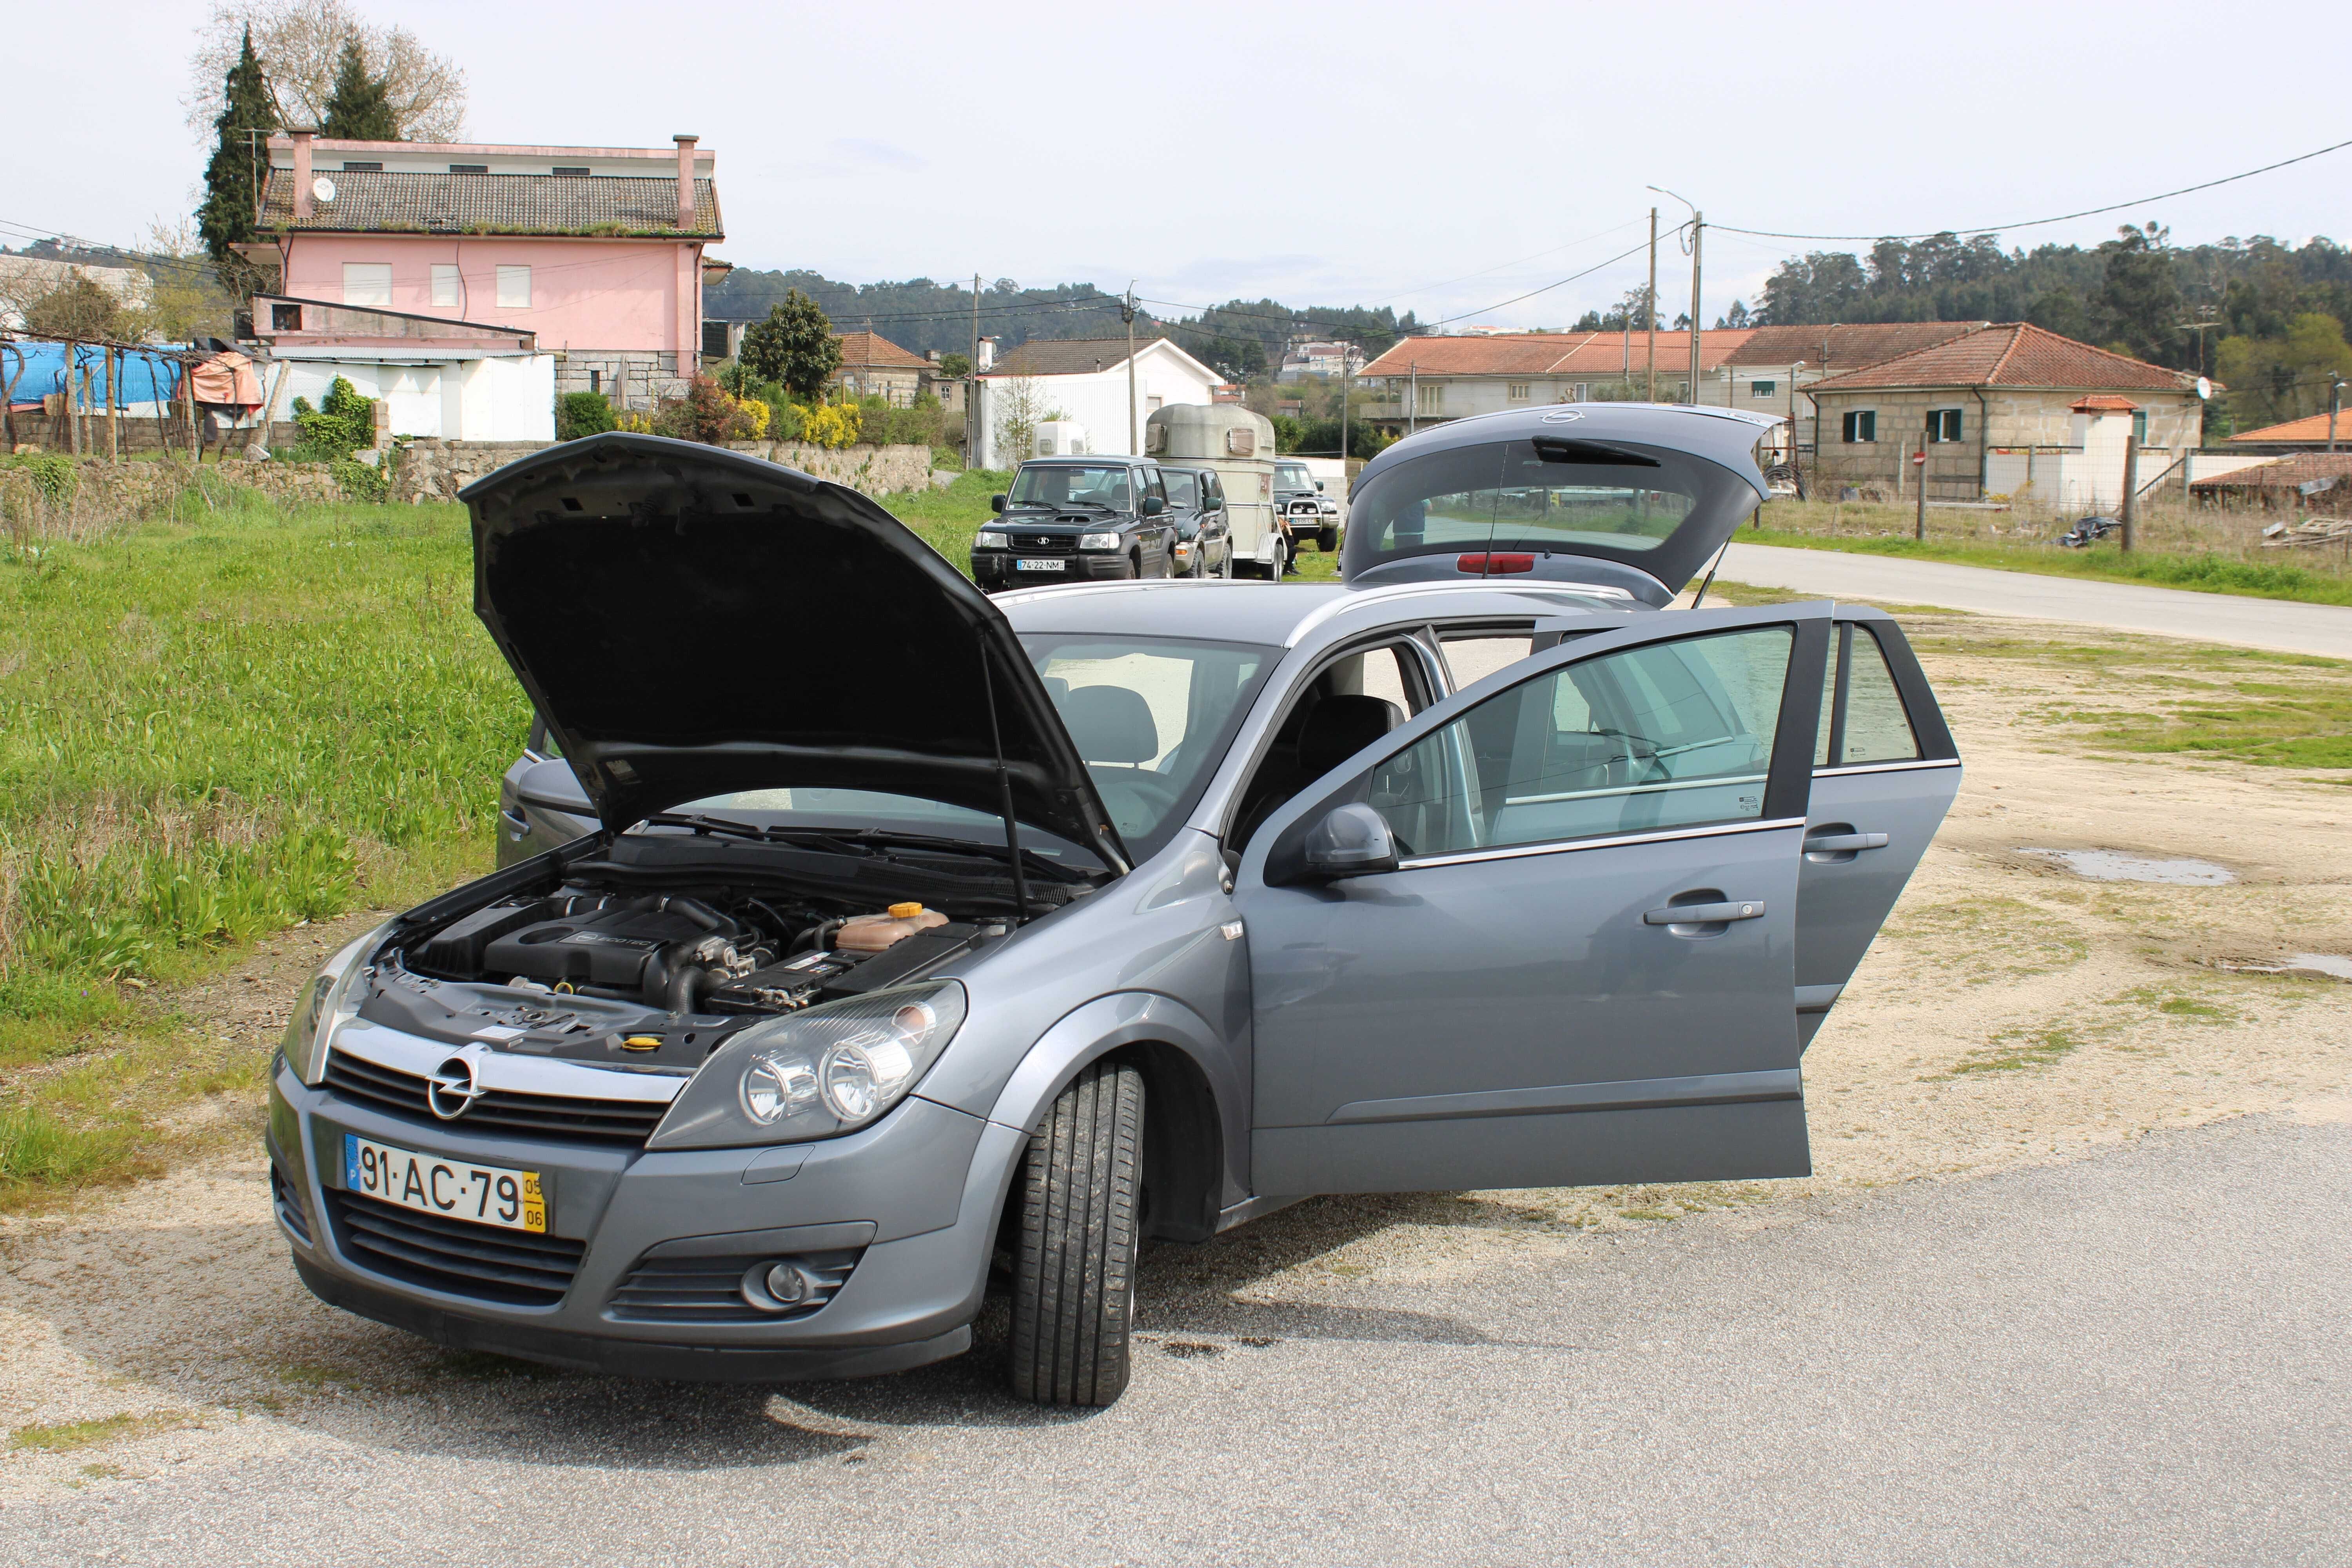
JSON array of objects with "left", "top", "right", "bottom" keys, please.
[
  {"left": 1078, "top": 531, "right": 1122, "bottom": 551},
  {"left": 281, "top": 922, "right": 393, "bottom": 1085},
  {"left": 648, "top": 982, "right": 967, "bottom": 1149},
  {"left": 974, "top": 531, "right": 1008, "bottom": 549}
]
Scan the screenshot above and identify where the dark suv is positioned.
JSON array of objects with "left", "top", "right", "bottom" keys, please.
[
  {"left": 1158, "top": 464, "right": 1232, "bottom": 577},
  {"left": 973, "top": 458, "right": 1178, "bottom": 589}
]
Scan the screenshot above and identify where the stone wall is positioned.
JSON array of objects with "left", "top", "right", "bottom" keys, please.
[
  {"left": 392, "top": 438, "right": 937, "bottom": 503},
  {"left": 1, "top": 456, "right": 347, "bottom": 542}
]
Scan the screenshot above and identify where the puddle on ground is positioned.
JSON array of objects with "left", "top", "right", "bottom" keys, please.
[
  {"left": 2018, "top": 848, "right": 2236, "bottom": 885},
  {"left": 2226, "top": 953, "right": 2352, "bottom": 982}
]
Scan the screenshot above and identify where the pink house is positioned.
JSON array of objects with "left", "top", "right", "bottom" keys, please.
[{"left": 236, "top": 132, "right": 726, "bottom": 439}]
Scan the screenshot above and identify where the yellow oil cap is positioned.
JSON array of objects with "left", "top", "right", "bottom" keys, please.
[
  {"left": 887, "top": 902, "right": 924, "bottom": 919},
  {"left": 620, "top": 1035, "right": 662, "bottom": 1052}
]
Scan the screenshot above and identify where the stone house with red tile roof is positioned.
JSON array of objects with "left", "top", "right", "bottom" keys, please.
[
  {"left": 1800, "top": 323, "right": 2213, "bottom": 505},
  {"left": 828, "top": 329, "right": 932, "bottom": 407},
  {"left": 1356, "top": 330, "right": 1756, "bottom": 425}
]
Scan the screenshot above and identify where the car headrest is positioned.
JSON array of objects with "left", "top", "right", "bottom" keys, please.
[
  {"left": 1044, "top": 675, "right": 1070, "bottom": 704},
  {"left": 1298, "top": 694, "right": 1401, "bottom": 778},
  {"left": 1062, "top": 685, "right": 1158, "bottom": 765}
]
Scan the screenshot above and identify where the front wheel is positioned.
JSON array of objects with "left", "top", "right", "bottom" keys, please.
[
  {"left": 1317, "top": 525, "right": 1339, "bottom": 553},
  {"left": 1008, "top": 1060, "right": 1145, "bottom": 1407}
]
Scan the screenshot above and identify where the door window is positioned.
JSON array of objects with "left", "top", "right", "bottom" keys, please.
[
  {"left": 1438, "top": 632, "right": 1534, "bottom": 690},
  {"left": 1839, "top": 627, "right": 1920, "bottom": 764},
  {"left": 1368, "top": 626, "right": 1796, "bottom": 858},
  {"left": 1163, "top": 470, "right": 1197, "bottom": 507}
]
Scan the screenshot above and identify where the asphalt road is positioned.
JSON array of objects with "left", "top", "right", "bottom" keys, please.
[
  {"left": 11, "top": 1113, "right": 2347, "bottom": 1567},
  {"left": 1716, "top": 541, "right": 2352, "bottom": 659}
]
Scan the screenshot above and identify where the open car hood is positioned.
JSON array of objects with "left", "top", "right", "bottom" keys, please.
[
  {"left": 461, "top": 434, "right": 1129, "bottom": 871},
  {"left": 1338, "top": 403, "right": 1780, "bottom": 606}
]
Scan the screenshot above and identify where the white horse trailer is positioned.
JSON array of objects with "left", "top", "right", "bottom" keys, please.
[{"left": 1145, "top": 404, "right": 1288, "bottom": 577}]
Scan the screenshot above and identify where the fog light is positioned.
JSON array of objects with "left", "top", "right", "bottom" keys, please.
[{"left": 741, "top": 1259, "right": 814, "bottom": 1312}]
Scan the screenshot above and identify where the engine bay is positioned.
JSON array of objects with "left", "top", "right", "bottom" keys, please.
[{"left": 355, "top": 863, "right": 1012, "bottom": 1071}]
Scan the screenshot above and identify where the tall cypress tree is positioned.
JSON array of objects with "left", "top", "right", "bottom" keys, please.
[
  {"left": 321, "top": 40, "right": 400, "bottom": 142},
  {"left": 196, "top": 27, "right": 277, "bottom": 292}
]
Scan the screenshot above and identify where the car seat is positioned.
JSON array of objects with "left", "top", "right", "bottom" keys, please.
[{"left": 1231, "top": 694, "right": 1401, "bottom": 848}]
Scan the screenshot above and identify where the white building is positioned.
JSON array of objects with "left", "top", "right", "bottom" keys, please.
[
  {"left": 246, "top": 295, "right": 557, "bottom": 442},
  {"left": 1276, "top": 337, "right": 1366, "bottom": 383},
  {"left": 972, "top": 337, "right": 1221, "bottom": 468}
]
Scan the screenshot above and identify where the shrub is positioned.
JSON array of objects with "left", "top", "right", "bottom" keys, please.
[
  {"left": 292, "top": 377, "right": 375, "bottom": 458},
  {"left": 799, "top": 403, "right": 860, "bottom": 449},
  {"left": 555, "top": 391, "right": 615, "bottom": 441},
  {"left": 330, "top": 455, "right": 388, "bottom": 502},
  {"left": 650, "top": 376, "right": 766, "bottom": 445}
]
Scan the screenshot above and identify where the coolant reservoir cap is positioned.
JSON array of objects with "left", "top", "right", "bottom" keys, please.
[{"left": 887, "top": 902, "right": 924, "bottom": 919}]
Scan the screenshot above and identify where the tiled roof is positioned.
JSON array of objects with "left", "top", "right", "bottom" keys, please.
[
  {"left": 986, "top": 337, "right": 1139, "bottom": 376},
  {"left": 2190, "top": 452, "right": 2352, "bottom": 490},
  {"left": 1724, "top": 321, "right": 1986, "bottom": 369},
  {"left": 2229, "top": 411, "right": 2350, "bottom": 444},
  {"left": 2071, "top": 394, "right": 2141, "bottom": 412},
  {"left": 1357, "top": 330, "right": 1754, "bottom": 379},
  {"left": 257, "top": 168, "right": 722, "bottom": 238},
  {"left": 832, "top": 330, "right": 928, "bottom": 370},
  {"left": 1804, "top": 323, "right": 2198, "bottom": 394}
]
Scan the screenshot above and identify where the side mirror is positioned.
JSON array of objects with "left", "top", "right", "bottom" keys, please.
[
  {"left": 989, "top": 494, "right": 1007, "bottom": 514},
  {"left": 1315, "top": 480, "right": 1325, "bottom": 491},
  {"left": 1141, "top": 495, "right": 1166, "bottom": 516},
  {"left": 1303, "top": 803, "right": 1398, "bottom": 879}
]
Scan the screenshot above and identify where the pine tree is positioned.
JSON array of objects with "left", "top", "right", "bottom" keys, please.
[
  {"left": 321, "top": 40, "right": 399, "bottom": 142},
  {"left": 741, "top": 290, "right": 843, "bottom": 401},
  {"left": 196, "top": 27, "right": 278, "bottom": 289}
]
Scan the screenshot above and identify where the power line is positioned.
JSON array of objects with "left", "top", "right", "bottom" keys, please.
[{"left": 1713, "top": 134, "right": 2352, "bottom": 243}]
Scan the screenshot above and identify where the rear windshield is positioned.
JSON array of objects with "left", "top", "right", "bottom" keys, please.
[{"left": 1348, "top": 436, "right": 1757, "bottom": 573}]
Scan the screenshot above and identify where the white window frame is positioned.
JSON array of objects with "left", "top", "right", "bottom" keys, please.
[
  {"left": 495, "top": 265, "right": 532, "bottom": 310},
  {"left": 1506, "top": 382, "right": 1531, "bottom": 402},
  {"left": 1751, "top": 379, "right": 1777, "bottom": 399},
  {"left": 1843, "top": 409, "right": 1877, "bottom": 444},
  {"left": 1927, "top": 408, "right": 1962, "bottom": 443},
  {"left": 341, "top": 263, "right": 392, "bottom": 309}
]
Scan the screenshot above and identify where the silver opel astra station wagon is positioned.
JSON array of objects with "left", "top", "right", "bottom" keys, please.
[{"left": 268, "top": 405, "right": 1958, "bottom": 1406}]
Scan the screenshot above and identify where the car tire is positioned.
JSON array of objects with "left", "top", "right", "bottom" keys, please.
[
  {"left": 1008, "top": 1060, "right": 1145, "bottom": 1408},
  {"left": 1217, "top": 542, "right": 1234, "bottom": 579},
  {"left": 1317, "top": 526, "right": 1339, "bottom": 553}
]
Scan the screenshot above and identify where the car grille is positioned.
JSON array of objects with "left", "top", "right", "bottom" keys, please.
[
  {"left": 323, "top": 1052, "right": 669, "bottom": 1147},
  {"left": 325, "top": 1188, "right": 586, "bottom": 1307},
  {"left": 1011, "top": 534, "right": 1074, "bottom": 553},
  {"left": 606, "top": 1248, "right": 861, "bottom": 1324},
  {"left": 270, "top": 1161, "right": 313, "bottom": 1247}
]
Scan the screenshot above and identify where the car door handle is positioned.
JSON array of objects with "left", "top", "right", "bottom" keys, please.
[
  {"left": 1804, "top": 831, "right": 1889, "bottom": 854},
  {"left": 1644, "top": 900, "right": 1765, "bottom": 925},
  {"left": 500, "top": 807, "right": 530, "bottom": 837}
]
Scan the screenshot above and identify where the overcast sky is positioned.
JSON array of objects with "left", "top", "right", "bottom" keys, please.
[{"left": 7, "top": 0, "right": 2349, "bottom": 332}]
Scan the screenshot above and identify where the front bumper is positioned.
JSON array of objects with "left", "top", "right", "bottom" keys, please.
[
  {"left": 972, "top": 548, "right": 1136, "bottom": 587},
  {"left": 267, "top": 1058, "right": 1022, "bottom": 1381}
]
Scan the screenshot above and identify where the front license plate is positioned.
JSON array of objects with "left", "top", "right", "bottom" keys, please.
[
  {"left": 1014, "top": 557, "right": 1065, "bottom": 572},
  {"left": 344, "top": 1133, "right": 546, "bottom": 1233}
]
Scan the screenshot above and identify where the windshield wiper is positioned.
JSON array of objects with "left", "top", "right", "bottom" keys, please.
[
  {"left": 779, "top": 827, "right": 1089, "bottom": 883},
  {"left": 639, "top": 811, "right": 770, "bottom": 840}
]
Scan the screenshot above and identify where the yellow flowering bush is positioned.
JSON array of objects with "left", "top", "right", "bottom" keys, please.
[{"left": 799, "top": 403, "right": 861, "bottom": 449}]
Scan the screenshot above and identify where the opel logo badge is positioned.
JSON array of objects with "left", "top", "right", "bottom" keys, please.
[
  {"left": 1541, "top": 408, "right": 1586, "bottom": 423},
  {"left": 426, "top": 1053, "right": 487, "bottom": 1120}
]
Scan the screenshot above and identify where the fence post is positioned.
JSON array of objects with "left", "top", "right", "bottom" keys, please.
[
  {"left": 2119, "top": 428, "right": 2138, "bottom": 553},
  {"left": 1915, "top": 441, "right": 1927, "bottom": 541}
]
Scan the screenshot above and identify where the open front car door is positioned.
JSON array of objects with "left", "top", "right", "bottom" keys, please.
[{"left": 1236, "top": 603, "right": 1833, "bottom": 1196}]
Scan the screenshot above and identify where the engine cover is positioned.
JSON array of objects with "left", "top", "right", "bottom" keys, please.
[{"left": 481, "top": 904, "right": 741, "bottom": 998}]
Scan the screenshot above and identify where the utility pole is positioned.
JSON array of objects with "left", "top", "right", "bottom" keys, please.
[
  {"left": 1687, "top": 211, "right": 1702, "bottom": 406},
  {"left": 2118, "top": 427, "right": 2138, "bottom": 552},
  {"left": 1787, "top": 359, "right": 1806, "bottom": 499},
  {"left": 969, "top": 272, "right": 982, "bottom": 459},
  {"left": 1340, "top": 347, "right": 1351, "bottom": 470},
  {"left": 2329, "top": 373, "right": 2344, "bottom": 453},
  {"left": 1122, "top": 282, "right": 1138, "bottom": 456},
  {"left": 1408, "top": 361, "right": 1419, "bottom": 437},
  {"left": 1915, "top": 439, "right": 1928, "bottom": 540},
  {"left": 1645, "top": 207, "right": 1659, "bottom": 402}
]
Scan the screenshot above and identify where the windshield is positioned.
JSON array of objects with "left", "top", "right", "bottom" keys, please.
[
  {"left": 1008, "top": 465, "right": 1133, "bottom": 511},
  {"left": 1276, "top": 465, "right": 1313, "bottom": 493},
  {"left": 1022, "top": 633, "right": 1276, "bottom": 856},
  {"left": 1348, "top": 436, "right": 1755, "bottom": 575},
  {"left": 646, "top": 635, "right": 1278, "bottom": 867}
]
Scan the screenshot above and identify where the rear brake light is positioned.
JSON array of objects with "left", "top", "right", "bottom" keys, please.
[{"left": 1456, "top": 553, "right": 1535, "bottom": 575}]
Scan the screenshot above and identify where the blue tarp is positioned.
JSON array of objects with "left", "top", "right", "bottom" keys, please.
[{"left": 1, "top": 340, "right": 186, "bottom": 408}]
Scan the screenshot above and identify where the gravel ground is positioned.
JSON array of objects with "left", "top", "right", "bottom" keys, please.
[{"left": 2, "top": 607, "right": 2347, "bottom": 1563}]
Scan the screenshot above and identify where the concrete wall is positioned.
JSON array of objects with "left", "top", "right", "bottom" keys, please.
[{"left": 251, "top": 354, "right": 556, "bottom": 442}]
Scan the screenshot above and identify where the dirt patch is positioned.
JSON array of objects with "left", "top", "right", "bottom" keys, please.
[{"left": 3, "top": 611, "right": 2348, "bottom": 1498}]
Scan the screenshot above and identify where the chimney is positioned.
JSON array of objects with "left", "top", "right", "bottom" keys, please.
[
  {"left": 291, "top": 128, "right": 315, "bottom": 220},
  {"left": 673, "top": 134, "right": 698, "bottom": 229}
]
